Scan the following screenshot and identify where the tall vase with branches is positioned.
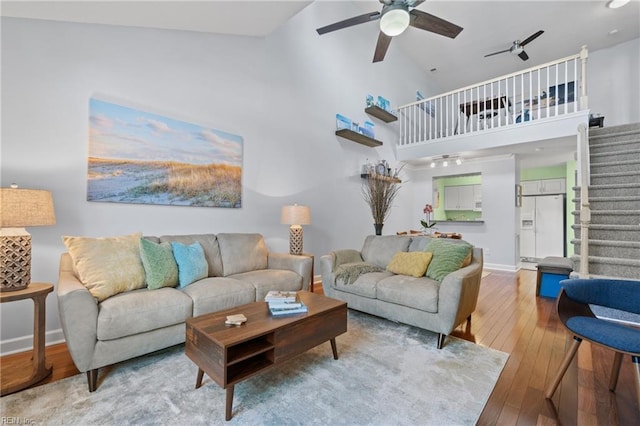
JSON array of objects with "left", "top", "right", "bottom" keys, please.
[{"left": 362, "top": 176, "right": 401, "bottom": 235}]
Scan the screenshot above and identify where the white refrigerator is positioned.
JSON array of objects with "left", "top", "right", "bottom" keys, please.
[{"left": 520, "top": 194, "right": 565, "bottom": 261}]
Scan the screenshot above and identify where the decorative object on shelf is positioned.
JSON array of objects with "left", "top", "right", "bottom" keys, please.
[
  {"left": 362, "top": 172, "right": 402, "bottom": 236},
  {"left": 336, "top": 113, "right": 351, "bottom": 130},
  {"left": 366, "top": 94, "right": 374, "bottom": 107},
  {"left": 281, "top": 204, "right": 311, "bottom": 255},
  {"left": 377, "top": 95, "right": 391, "bottom": 112},
  {"left": 0, "top": 185, "right": 56, "bottom": 292},
  {"left": 420, "top": 203, "right": 437, "bottom": 232}
]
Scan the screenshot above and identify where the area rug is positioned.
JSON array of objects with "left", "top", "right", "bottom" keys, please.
[{"left": 1, "top": 311, "right": 508, "bottom": 425}]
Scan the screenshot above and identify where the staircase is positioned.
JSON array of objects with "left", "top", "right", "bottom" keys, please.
[{"left": 572, "top": 122, "right": 640, "bottom": 279}]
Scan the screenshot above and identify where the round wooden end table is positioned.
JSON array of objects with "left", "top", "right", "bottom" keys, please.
[{"left": 1, "top": 282, "right": 54, "bottom": 396}]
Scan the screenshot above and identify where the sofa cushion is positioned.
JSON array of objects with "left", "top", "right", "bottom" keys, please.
[
  {"left": 171, "top": 241, "right": 208, "bottom": 288},
  {"left": 229, "top": 269, "right": 302, "bottom": 301},
  {"left": 387, "top": 252, "right": 433, "bottom": 277},
  {"left": 376, "top": 275, "right": 440, "bottom": 313},
  {"left": 159, "top": 234, "right": 222, "bottom": 277},
  {"left": 181, "top": 277, "right": 256, "bottom": 317},
  {"left": 96, "top": 287, "right": 192, "bottom": 340},
  {"left": 425, "top": 239, "right": 473, "bottom": 282},
  {"left": 408, "top": 235, "right": 433, "bottom": 252},
  {"left": 217, "top": 233, "right": 268, "bottom": 276},
  {"left": 334, "top": 249, "right": 363, "bottom": 268},
  {"left": 361, "top": 235, "right": 411, "bottom": 268},
  {"left": 139, "top": 239, "right": 178, "bottom": 290},
  {"left": 62, "top": 232, "right": 146, "bottom": 302},
  {"left": 334, "top": 271, "right": 393, "bottom": 298}
]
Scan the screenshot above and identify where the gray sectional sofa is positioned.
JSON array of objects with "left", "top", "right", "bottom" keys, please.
[
  {"left": 57, "top": 233, "right": 312, "bottom": 391},
  {"left": 320, "top": 235, "right": 483, "bottom": 348}
]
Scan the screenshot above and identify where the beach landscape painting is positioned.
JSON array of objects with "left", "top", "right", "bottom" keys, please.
[{"left": 88, "top": 98, "right": 243, "bottom": 208}]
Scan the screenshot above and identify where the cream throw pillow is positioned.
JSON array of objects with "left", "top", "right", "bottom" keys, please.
[{"left": 63, "top": 232, "right": 146, "bottom": 301}]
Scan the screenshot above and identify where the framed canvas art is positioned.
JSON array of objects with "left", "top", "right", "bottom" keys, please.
[{"left": 87, "top": 98, "right": 243, "bottom": 208}]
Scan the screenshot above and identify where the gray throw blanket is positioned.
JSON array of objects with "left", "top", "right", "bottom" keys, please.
[{"left": 335, "top": 262, "right": 384, "bottom": 285}]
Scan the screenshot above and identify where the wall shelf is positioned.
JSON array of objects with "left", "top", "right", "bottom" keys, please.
[
  {"left": 335, "top": 129, "right": 383, "bottom": 147},
  {"left": 360, "top": 173, "right": 401, "bottom": 183},
  {"left": 365, "top": 105, "right": 397, "bottom": 123}
]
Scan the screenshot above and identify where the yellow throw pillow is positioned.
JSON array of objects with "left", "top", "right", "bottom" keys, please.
[
  {"left": 62, "top": 232, "right": 146, "bottom": 302},
  {"left": 386, "top": 252, "right": 433, "bottom": 278}
]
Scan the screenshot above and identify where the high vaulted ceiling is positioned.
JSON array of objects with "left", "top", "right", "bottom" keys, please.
[{"left": 3, "top": 0, "right": 638, "bottom": 91}]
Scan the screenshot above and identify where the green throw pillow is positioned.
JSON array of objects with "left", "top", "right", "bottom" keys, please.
[
  {"left": 425, "top": 239, "right": 473, "bottom": 282},
  {"left": 139, "top": 238, "right": 179, "bottom": 290},
  {"left": 171, "top": 241, "right": 208, "bottom": 288}
]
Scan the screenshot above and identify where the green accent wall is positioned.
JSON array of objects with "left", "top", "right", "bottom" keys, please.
[{"left": 433, "top": 174, "right": 482, "bottom": 221}]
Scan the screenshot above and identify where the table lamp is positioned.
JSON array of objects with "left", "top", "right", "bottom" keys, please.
[
  {"left": 280, "top": 204, "right": 311, "bottom": 255},
  {"left": 0, "top": 185, "right": 56, "bottom": 291}
]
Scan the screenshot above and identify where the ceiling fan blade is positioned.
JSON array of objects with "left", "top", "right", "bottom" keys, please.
[
  {"left": 408, "top": 9, "right": 463, "bottom": 39},
  {"left": 373, "top": 32, "right": 393, "bottom": 63},
  {"left": 519, "top": 50, "right": 530, "bottom": 61},
  {"left": 484, "top": 49, "right": 511, "bottom": 58},
  {"left": 316, "top": 11, "right": 381, "bottom": 35},
  {"left": 520, "top": 30, "right": 544, "bottom": 47}
]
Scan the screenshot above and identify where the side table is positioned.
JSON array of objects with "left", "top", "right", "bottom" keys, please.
[
  {"left": 299, "top": 253, "right": 315, "bottom": 292},
  {"left": 1, "top": 282, "right": 54, "bottom": 396}
]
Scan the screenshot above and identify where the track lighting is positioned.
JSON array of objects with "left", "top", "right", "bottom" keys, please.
[{"left": 427, "top": 155, "right": 464, "bottom": 168}]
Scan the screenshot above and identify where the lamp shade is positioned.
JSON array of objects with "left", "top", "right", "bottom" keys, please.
[
  {"left": 280, "top": 204, "right": 311, "bottom": 226},
  {"left": 1, "top": 188, "right": 56, "bottom": 228}
]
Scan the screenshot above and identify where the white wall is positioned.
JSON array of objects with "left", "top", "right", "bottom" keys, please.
[
  {"left": 588, "top": 37, "right": 640, "bottom": 125},
  {"left": 0, "top": 3, "right": 437, "bottom": 353}
]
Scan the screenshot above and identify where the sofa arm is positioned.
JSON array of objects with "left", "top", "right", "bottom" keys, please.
[
  {"left": 57, "top": 253, "right": 99, "bottom": 373},
  {"left": 436, "top": 248, "right": 484, "bottom": 334},
  {"left": 267, "top": 253, "right": 313, "bottom": 291}
]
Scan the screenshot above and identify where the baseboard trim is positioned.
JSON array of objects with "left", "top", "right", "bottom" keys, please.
[
  {"left": 0, "top": 328, "right": 65, "bottom": 357},
  {"left": 484, "top": 263, "right": 519, "bottom": 272}
]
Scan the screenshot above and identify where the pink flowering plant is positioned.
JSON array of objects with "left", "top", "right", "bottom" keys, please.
[{"left": 420, "top": 204, "right": 437, "bottom": 229}]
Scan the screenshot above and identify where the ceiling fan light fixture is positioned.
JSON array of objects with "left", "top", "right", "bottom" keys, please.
[
  {"left": 607, "top": 0, "right": 629, "bottom": 9},
  {"left": 380, "top": 6, "right": 410, "bottom": 36}
]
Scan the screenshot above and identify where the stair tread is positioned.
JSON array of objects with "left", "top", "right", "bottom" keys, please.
[
  {"left": 570, "top": 255, "right": 640, "bottom": 266},
  {"left": 591, "top": 170, "right": 640, "bottom": 177},
  {"left": 571, "top": 239, "right": 640, "bottom": 247},
  {"left": 571, "top": 224, "right": 640, "bottom": 229},
  {"left": 591, "top": 148, "right": 640, "bottom": 157},
  {"left": 573, "top": 183, "right": 640, "bottom": 189},
  {"left": 589, "top": 159, "right": 640, "bottom": 166},
  {"left": 571, "top": 210, "right": 640, "bottom": 214}
]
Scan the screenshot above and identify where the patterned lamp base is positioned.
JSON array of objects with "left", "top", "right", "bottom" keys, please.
[
  {"left": 289, "top": 226, "right": 303, "bottom": 256},
  {"left": 1, "top": 234, "right": 32, "bottom": 291}
]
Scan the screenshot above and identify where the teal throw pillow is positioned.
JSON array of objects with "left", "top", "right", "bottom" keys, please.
[
  {"left": 425, "top": 239, "right": 473, "bottom": 283},
  {"left": 171, "top": 241, "right": 208, "bottom": 288},
  {"left": 139, "top": 238, "right": 179, "bottom": 290}
]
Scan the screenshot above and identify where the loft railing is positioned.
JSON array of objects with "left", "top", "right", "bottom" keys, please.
[{"left": 398, "top": 46, "right": 589, "bottom": 146}]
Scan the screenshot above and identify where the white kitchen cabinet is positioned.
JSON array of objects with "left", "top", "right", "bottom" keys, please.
[
  {"left": 444, "top": 185, "right": 475, "bottom": 210},
  {"left": 521, "top": 178, "right": 566, "bottom": 195},
  {"left": 473, "top": 185, "right": 482, "bottom": 211}
]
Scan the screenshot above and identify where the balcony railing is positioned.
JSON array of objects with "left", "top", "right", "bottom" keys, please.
[{"left": 397, "top": 46, "right": 589, "bottom": 147}]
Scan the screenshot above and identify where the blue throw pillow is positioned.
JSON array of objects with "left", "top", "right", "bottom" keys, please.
[{"left": 171, "top": 241, "right": 208, "bottom": 288}]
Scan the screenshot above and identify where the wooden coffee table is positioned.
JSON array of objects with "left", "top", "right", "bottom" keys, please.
[{"left": 185, "top": 291, "right": 347, "bottom": 421}]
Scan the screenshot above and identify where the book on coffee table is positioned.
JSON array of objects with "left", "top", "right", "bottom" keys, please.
[
  {"left": 264, "top": 291, "right": 298, "bottom": 303},
  {"left": 269, "top": 302, "right": 308, "bottom": 317}
]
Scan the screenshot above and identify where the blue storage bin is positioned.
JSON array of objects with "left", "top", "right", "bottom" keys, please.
[{"left": 536, "top": 256, "right": 573, "bottom": 298}]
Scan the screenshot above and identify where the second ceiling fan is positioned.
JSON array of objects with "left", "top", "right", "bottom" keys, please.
[
  {"left": 316, "top": 0, "right": 463, "bottom": 63},
  {"left": 484, "top": 30, "right": 544, "bottom": 61}
]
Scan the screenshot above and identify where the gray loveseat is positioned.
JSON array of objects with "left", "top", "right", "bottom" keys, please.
[
  {"left": 57, "top": 233, "right": 312, "bottom": 391},
  {"left": 320, "top": 235, "right": 483, "bottom": 348}
]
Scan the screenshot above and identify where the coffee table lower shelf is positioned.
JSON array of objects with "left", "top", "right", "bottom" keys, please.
[{"left": 185, "top": 291, "right": 347, "bottom": 421}]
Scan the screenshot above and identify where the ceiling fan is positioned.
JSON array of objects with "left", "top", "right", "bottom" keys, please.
[
  {"left": 484, "top": 30, "right": 544, "bottom": 61},
  {"left": 316, "top": 0, "right": 463, "bottom": 63}
]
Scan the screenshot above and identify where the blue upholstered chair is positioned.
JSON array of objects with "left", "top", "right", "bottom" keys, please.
[{"left": 545, "top": 278, "right": 640, "bottom": 408}]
